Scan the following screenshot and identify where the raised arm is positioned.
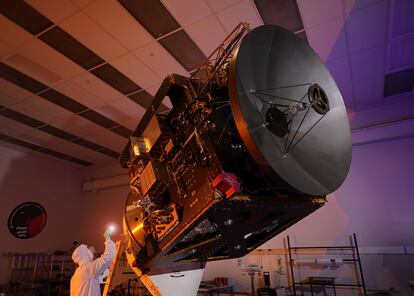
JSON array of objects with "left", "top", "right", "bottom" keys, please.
[{"left": 88, "top": 230, "right": 116, "bottom": 278}]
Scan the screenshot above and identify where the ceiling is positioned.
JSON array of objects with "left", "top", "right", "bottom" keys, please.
[{"left": 0, "top": 0, "right": 413, "bottom": 167}]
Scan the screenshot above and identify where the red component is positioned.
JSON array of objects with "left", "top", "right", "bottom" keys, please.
[{"left": 211, "top": 172, "right": 240, "bottom": 198}]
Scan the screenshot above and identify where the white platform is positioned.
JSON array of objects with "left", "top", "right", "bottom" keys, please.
[{"left": 149, "top": 269, "right": 204, "bottom": 296}]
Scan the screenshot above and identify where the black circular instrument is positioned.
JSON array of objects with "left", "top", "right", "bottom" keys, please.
[{"left": 229, "top": 25, "right": 351, "bottom": 195}]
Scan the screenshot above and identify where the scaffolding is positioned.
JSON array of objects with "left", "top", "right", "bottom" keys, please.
[
  {"left": 4, "top": 251, "right": 75, "bottom": 295},
  {"left": 287, "top": 233, "right": 367, "bottom": 296}
]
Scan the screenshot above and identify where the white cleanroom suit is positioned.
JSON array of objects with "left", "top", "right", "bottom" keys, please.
[{"left": 70, "top": 240, "right": 116, "bottom": 296}]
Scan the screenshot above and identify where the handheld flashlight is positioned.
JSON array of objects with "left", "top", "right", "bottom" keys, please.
[{"left": 107, "top": 225, "right": 115, "bottom": 234}]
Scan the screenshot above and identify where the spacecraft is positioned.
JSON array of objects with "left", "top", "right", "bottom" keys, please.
[{"left": 119, "top": 23, "right": 351, "bottom": 278}]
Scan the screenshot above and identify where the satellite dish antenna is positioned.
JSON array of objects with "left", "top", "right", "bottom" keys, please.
[{"left": 229, "top": 25, "right": 351, "bottom": 195}]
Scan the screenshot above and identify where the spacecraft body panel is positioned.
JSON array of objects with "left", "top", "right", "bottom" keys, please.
[{"left": 120, "top": 25, "right": 351, "bottom": 274}]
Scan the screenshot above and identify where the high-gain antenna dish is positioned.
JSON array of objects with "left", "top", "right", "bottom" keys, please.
[{"left": 229, "top": 25, "right": 351, "bottom": 195}]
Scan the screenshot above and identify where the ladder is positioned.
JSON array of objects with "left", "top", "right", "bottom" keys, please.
[{"left": 102, "top": 238, "right": 162, "bottom": 296}]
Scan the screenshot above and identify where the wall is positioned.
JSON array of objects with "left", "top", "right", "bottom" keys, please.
[
  {"left": 78, "top": 163, "right": 129, "bottom": 252},
  {"left": 0, "top": 144, "right": 84, "bottom": 284}
]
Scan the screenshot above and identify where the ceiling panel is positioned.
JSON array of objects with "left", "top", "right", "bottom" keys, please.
[
  {"left": 0, "top": 42, "right": 13, "bottom": 60},
  {"left": 256, "top": 0, "right": 304, "bottom": 32},
  {"left": 71, "top": 71, "right": 124, "bottom": 103},
  {"left": 161, "top": 0, "right": 211, "bottom": 27},
  {"left": 110, "top": 53, "right": 161, "bottom": 89},
  {"left": 43, "top": 137, "right": 104, "bottom": 164},
  {"left": 13, "top": 95, "right": 73, "bottom": 124},
  {"left": 26, "top": 0, "right": 79, "bottom": 24},
  {"left": 39, "top": 148, "right": 94, "bottom": 166},
  {"left": 133, "top": 41, "right": 188, "bottom": 78},
  {"left": 59, "top": 11, "right": 128, "bottom": 61},
  {"left": 17, "top": 37, "right": 86, "bottom": 80},
  {"left": 73, "top": 138, "right": 119, "bottom": 159},
  {"left": 120, "top": 118, "right": 139, "bottom": 131},
  {"left": 71, "top": 0, "right": 95, "bottom": 9},
  {"left": 384, "top": 68, "right": 414, "bottom": 97},
  {"left": 5, "top": 136, "right": 43, "bottom": 151},
  {"left": 145, "top": 84, "right": 162, "bottom": 97},
  {"left": 0, "top": 0, "right": 54, "bottom": 35},
  {"left": 353, "top": 76, "right": 384, "bottom": 110},
  {"left": 53, "top": 80, "right": 106, "bottom": 109},
  {"left": 53, "top": 114, "right": 108, "bottom": 137},
  {"left": 72, "top": 137, "right": 103, "bottom": 151},
  {"left": 0, "top": 62, "right": 48, "bottom": 93},
  {"left": 110, "top": 125, "right": 132, "bottom": 138},
  {"left": 159, "top": 29, "right": 206, "bottom": 71},
  {"left": 346, "top": 0, "right": 388, "bottom": 53},
  {"left": 0, "top": 105, "right": 119, "bottom": 159},
  {"left": 350, "top": 45, "right": 386, "bottom": 82},
  {"left": 39, "top": 26, "right": 105, "bottom": 70},
  {"left": 326, "top": 56, "right": 352, "bottom": 87},
  {"left": 0, "top": 116, "right": 34, "bottom": 136},
  {"left": 337, "top": 83, "right": 355, "bottom": 110},
  {"left": 90, "top": 63, "right": 141, "bottom": 95},
  {"left": 118, "top": 0, "right": 180, "bottom": 38},
  {"left": 216, "top": 0, "right": 263, "bottom": 33},
  {"left": 38, "top": 89, "right": 88, "bottom": 113},
  {"left": 83, "top": 129, "right": 127, "bottom": 152},
  {"left": 4, "top": 53, "right": 62, "bottom": 86},
  {"left": 0, "top": 15, "right": 34, "bottom": 51},
  {"left": 344, "top": 0, "right": 384, "bottom": 14},
  {"left": 20, "top": 128, "right": 56, "bottom": 146},
  {"left": 98, "top": 147, "right": 121, "bottom": 159},
  {"left": 297, "top": 0, "right": 342, "bottom": 28},
  {"left": 79, "top": 109, "right": 119, "bottom": 128},
  {"left": 306, "top": 17, "right": 347, "bottom": 61},
  {"left": 39, "top": 125, "right": 77, "bottom": 140},
  {"left": 0, "top": 91, "right": 22, "bottom": 107},
  {"left": 128, "top": 90, "right": 155, "bottom": 109},
  {"left": 107, "top": 96, "right": 146, "bottom": 122},
  {"left": 185, "top": 15, "right": 227, "bottom": 56},
  {"left": 391, "top": 0, "right": 414, "bottom": 38},
  {"left": 388, "top": 36, "right": 414, "bottom": 72},
  {"left": 0, "top": 107, "right": 43, "bottom": 128},
  {"left": 83, "top": 0, "right": 154, "bottom": 51},
  {"left": 95, "top": 103, "right": 133, "bottom": 123},
  {"left": 205, "top": 0, "right": 240, "bottom": 13},
  {"left": 0, "top": 78, "right": 34, "bottom": 105}
]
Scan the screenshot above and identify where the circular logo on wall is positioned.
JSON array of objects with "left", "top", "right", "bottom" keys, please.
[{"left": 8, "top": 202, "right": 47, "bottom": 239}]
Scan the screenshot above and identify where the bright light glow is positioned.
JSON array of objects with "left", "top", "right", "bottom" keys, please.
[
  {"left": 108, "top": 224, "right": 116, "bottom": 232},
  {"left": 131, "top": 223, "right": 143, "bottom": 234}
]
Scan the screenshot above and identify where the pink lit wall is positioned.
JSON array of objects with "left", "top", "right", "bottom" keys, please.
[
  {"left": 0, "top": 144, "right": 84, "bottom": 284},
  {"left": 77, "top": 164, "right": 129, "bottom": 252}
]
